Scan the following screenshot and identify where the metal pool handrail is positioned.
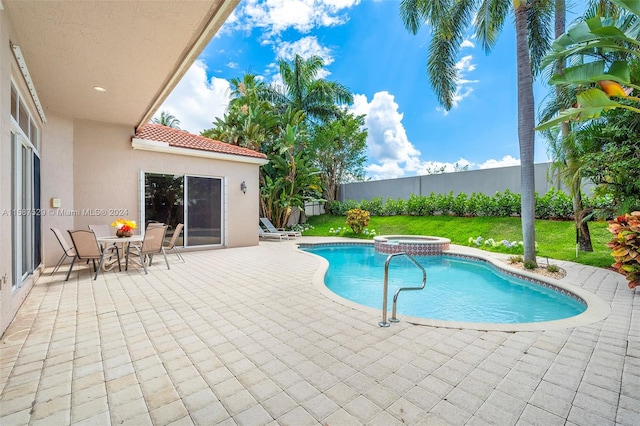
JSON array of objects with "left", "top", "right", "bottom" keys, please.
[{"left": 379, "top": 252, "right": 427, "bottom": 327}]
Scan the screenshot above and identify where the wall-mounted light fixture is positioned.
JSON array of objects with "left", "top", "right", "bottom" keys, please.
[{"left": 240, "top": 181, "right": 247, "bottom": 194}]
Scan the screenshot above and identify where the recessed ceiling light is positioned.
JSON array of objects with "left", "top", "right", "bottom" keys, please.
[{"left": 93, "top": 86, "right": 107, "bottom": 92}]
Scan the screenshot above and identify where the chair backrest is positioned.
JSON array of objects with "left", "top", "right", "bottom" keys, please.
[
  {"left": 88, "top": 224, "right": 112, "bottom": 238},
  {"left": 165, "top": 223, "right": 183, "bottom": 249},
  {"left": 51, "top": 228, "right": 75, "bottom": 255},
  {"left": 260, "top": 217, "right": 279, "bottom": 233},
  {"left": 141, "top": 225, "right": 167, "bottom": 255},
  {"left": 146, "top": 222, "right": 164, "bottom": 229},
  {"left": 68, "top": 230, "right": 102, "bottom": 259}
]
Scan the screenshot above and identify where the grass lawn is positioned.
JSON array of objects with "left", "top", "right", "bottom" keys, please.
[{"left": 304, "top": 215, "right": 614, "bottom": 269}]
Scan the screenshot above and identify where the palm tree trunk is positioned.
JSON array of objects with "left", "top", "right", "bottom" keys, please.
[
  {"left": 515, "top": 5, "right": 537, "bottom": 265},
  {"left": 572, "top": 178, "right": 593, "bottom": 251}
]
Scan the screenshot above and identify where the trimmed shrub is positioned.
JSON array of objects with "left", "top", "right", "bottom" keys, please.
[
  {"left": 383, "top": 197, "right": 406, "bottom": 216},
  {"left": 360, "top": 197, "right": 384, "bottom": 216},
  {"left": 451, "top": 192, "right": 468, "bottom": 216},
  {"left": 495, "top": 189, "right": 520, "bottom": 217},
  {"left": 334, "top": 188, "right": 614, "bottom": 219},
  {"left": 435, "top": 192, "right": 454, "bottom": 215},
  {"left": 406, "top": 194, "right": 427, "bottom": 216}
]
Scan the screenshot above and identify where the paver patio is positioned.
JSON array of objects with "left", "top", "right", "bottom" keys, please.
[{"left": 1, "top": 237, "right": 639, "bottom": 425}]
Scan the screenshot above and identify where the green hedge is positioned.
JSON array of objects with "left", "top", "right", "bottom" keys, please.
[{"left": 325, "top": 188, "right": 613, "bottom": 220}]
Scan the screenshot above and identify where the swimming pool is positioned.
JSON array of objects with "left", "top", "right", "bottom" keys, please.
[{"left": 301, "top": 244, "right": 590, "bottom": 326}]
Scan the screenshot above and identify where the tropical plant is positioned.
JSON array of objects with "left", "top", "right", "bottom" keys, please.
[
  {"left": 607, "top": 211, "right": 640, "bottom": 288},
  {"left": 259, "top": 108, "right": 323, "bottom": 228},
  {"left": 538, "top": 0, "right": 640, "bottom": 217},
  {"left": 399, "top": 0, "right": 555, "bottom": 266},
  {"left": 536, "top": 1, "right": 640, "bottom": 129},
  {"left": 152, "top": 111, "right": 181, "bottom": 129},
  {"left": 577, "top": 104, "right": 640, "bottom": 214},
  {"left": 203, "top": 74, "right": 324, "bottom": 228},
  {"left": 537, "top": 0, "right": 600, "bottom": 252},
  {"left": 345, "top": 208, "right": 370, "bottom": 234},
  {"left": 309, "top": 109, "right": 368, "bottom": 202}
]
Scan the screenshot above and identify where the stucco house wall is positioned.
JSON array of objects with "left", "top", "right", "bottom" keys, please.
[
  {"left": 40, "top": 113, "right": 75, "bottom": 277},
  {"left": 36, "top": 120, "right": 265, "bottom": 271},
  {"left": 0, "top": 1, "right": 258, "bottom": 336}
]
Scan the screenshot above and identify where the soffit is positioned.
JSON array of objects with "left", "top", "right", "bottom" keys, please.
[{"left": 4, "top": 0, "right": 237, "bottom": 127}]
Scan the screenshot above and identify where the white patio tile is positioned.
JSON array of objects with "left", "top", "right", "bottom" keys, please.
[{"left": 0, "top": 241, "right": 637, "bottom": 426}]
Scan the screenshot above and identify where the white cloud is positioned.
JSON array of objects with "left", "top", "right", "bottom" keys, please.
[
  {"left": 461, "top": 38, "right": 475, "bottom": 49},
  {"left": 155, "top": 60, "right": 231, "bottom": 134},
  {"left": 275, "top": 36, "right": 334, "bottom": 65},
  {"left": 351, "top": 90, "right": 521, "bottom": 179},
  {"left": 456, "top": 55, "right": 476, "bottom": 73},
  {"left": 352, "top": 91, "right": 425, "bottom": 180},
  {"left": 234, "top": 0, "right": 361, "bottom": 38},
  {"left": 268, "top": 36, "right": 334, "bottom": 82},
  {"left": 478, "top": 155, "right": 521, "bottom": 169},
  {"left": 414, "top": 158, "right": 475, "bottom": 175},
  {"left": 438, "top": 54, "right": 479, "bottom": 114}
]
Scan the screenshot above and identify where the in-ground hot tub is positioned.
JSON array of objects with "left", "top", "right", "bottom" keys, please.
[{"left": 374, "top": 235, "right": 451, "bottom": 256}]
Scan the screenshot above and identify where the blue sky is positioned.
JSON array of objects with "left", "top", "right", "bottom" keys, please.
[{"left": 158, "top": 0, "right": 584, "bottom": 180}]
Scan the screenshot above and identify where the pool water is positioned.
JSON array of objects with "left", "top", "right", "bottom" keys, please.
[{"left": 303, "top": 245, "right": 586, "bottom": 324}]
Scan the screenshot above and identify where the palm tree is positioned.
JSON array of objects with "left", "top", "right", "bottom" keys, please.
[
  {"left": 268, "top": 54, "right": 354, "bottom": 123},
  {"left": 400, "top": 0, "right": 553, "bottom": 265},
  {"left": 152, "top": 111, "right": 181, "bottom": 129},
  {"left": 202, "top": 74, "right": 278, "bottom": 151}
]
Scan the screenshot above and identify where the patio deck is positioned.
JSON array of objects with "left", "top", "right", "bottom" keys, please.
[{"left": 1, "top": 238, "right": 639, "bottom": 425}]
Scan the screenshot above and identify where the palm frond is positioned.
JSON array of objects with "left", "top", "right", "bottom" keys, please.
[
  {"left": 427, "top": 0, "right": 477, "bottom": 110},
  {"left": 527, "top": 0, "right": 554, "bottom": 76},
  {"left": 400, "top": 0, "right": 452, "bottom": 34},
  {"left": 474, "top": 0, "right": 510, "bottom": 53}
]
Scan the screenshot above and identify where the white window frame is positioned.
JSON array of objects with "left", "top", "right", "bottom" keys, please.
[
  {"left": 141, "top": 170, "right": 226, "bottom": 248},
  {"left": 10, "top": 81, "right": 42, "bottom": 290}
]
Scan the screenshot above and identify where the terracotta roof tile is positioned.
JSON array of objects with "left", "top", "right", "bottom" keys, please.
[{"left": 135, "top": 123, "right": 267, "bottom": 159}]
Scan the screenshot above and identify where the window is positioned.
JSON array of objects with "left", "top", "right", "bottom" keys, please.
[
  {"left": 18, "top": 99, "right": 29, "bottom": 136},
  {"left": 144, "top": 172, "right": 223, "bottom": 247},
  {"left": 11, "top": 85, "right": 17, "bottom": 119}
]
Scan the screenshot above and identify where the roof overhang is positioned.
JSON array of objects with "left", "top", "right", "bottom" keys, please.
[
  {"left": 132, "top": 138, "right": 270, "bottom": 166},
  {"left": 3, "top": 0, "right": 239, "bottom": 128}
]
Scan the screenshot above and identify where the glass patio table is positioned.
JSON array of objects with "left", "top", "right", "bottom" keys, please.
[{"left": 97, "top": 235, "right": 143, "bottom": 271}]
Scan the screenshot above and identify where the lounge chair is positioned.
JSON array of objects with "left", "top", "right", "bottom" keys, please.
[
  {"left": 66, "top": 230, "right": 121, "bottom": 281},
  {"left": 260, "top": 217, "right": 302, "bottom": 238},
  {"left": 258, "top": 226, "right": 288, "bottom": 241}
]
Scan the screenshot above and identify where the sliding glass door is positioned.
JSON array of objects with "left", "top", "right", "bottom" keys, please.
[
  {"left": 186, "top": 176, "right": 222, "bottom": 246},
  {"left": 11, "top": 131, "right": 41, "bottom": 289},
  {"left": 144, "top": 172, "right": 223, "bottom": 247}
]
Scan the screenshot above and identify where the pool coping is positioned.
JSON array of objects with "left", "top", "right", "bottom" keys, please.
[{"left": 297, "top": 241, "right": 611, "bottom": 332}]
